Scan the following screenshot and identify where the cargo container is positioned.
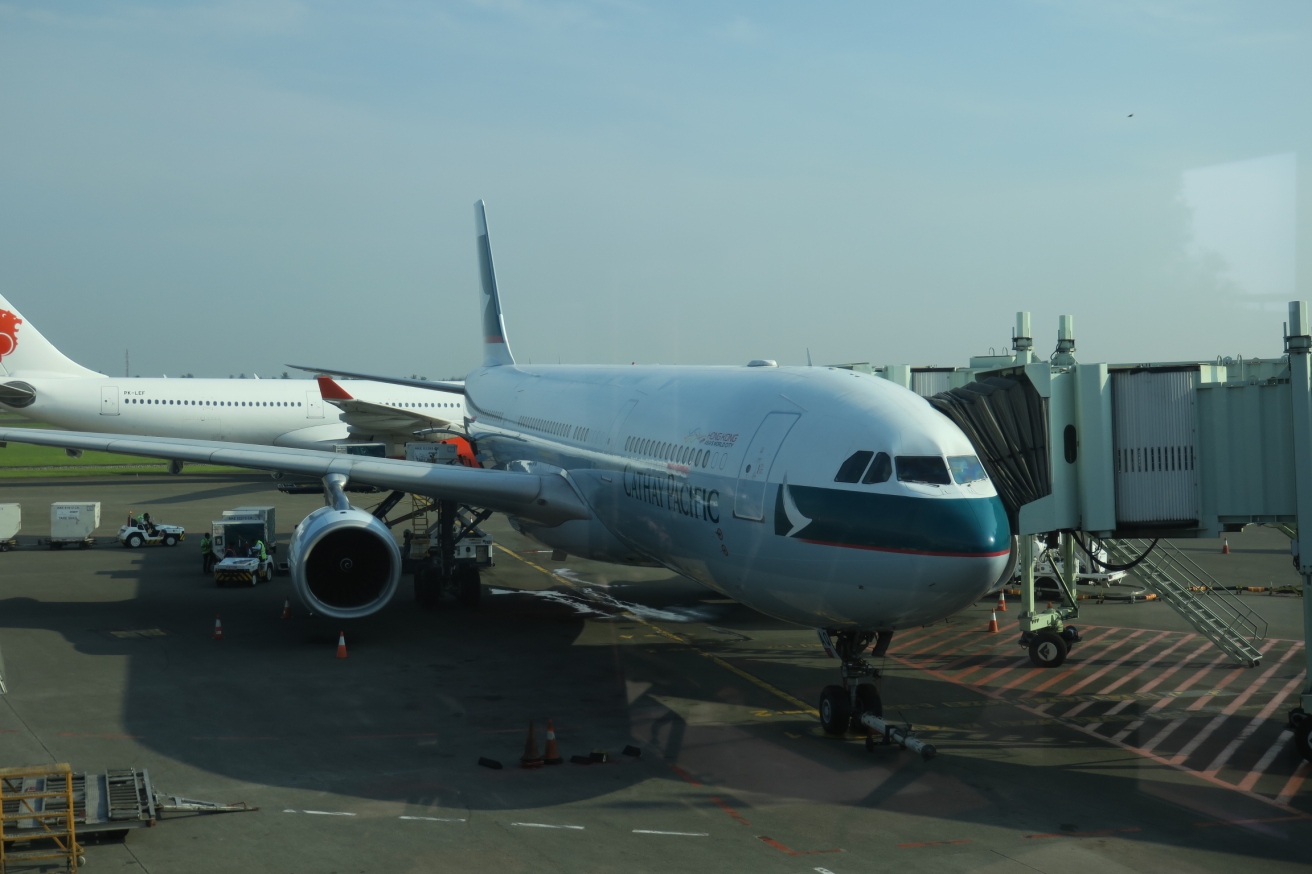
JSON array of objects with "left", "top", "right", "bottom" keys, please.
[
  {"left": 221, "top": 506, "right": 277, "bottom": 553},
  {"left": 0, "top": 503, "right": 19, "bottom": 550},
  {"left": 50, "top": 502, "right": 99, "bottom": 548}
]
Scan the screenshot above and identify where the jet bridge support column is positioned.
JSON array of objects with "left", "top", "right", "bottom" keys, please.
[{"left": 1285, "top": 303, "right": 1312, "bottom": 748}]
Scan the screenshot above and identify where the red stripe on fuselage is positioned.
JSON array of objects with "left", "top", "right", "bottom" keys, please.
[{"left": 796, "top": 537, "right": 1010, "bottom": 559}]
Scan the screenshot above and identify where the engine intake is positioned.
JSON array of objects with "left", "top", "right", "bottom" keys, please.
[{"left": 288, "top": 505, "right": 402, "bottom": 620}]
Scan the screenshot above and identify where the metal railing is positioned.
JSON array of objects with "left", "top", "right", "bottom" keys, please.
[{"left": 1104, "top": 539, "right": 1267, "bottom": 667}]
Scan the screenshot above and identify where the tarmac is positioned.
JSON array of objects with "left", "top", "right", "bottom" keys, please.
[{"left": 0, "top": 472, "right": 1309, "bottom": 873}]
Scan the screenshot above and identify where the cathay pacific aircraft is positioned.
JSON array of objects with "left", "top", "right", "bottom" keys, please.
[
  {"left": 0, "top": 293, "right": 467, "bottom": 458},
  {"left": 0, "top": 202, "right": 1013, "bottom": 736}
]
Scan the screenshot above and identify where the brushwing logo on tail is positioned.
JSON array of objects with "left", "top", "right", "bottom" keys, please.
[{"left": 0, "top": 310, "right": 21, "bottom": 360}]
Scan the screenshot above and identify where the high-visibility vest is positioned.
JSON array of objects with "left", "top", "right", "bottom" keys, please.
[{"left": 201, "top": 537, "right": 212, "bottom": 554}]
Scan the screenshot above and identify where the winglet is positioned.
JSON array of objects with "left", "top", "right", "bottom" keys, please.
[
  {"left": 476, "top": 200, "right": 515, "bottom": 367},
  {"left": 317, "top": 375, "right": 354, "bottom": 401}
]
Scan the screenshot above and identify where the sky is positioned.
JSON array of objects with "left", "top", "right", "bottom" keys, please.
[{"left": 0, "top": 0, "right": 1309, "bottom": 379}]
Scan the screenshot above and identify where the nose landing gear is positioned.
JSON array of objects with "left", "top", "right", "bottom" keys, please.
[{"left": 816, "top": 629, "right": 884, "bottom": 734}]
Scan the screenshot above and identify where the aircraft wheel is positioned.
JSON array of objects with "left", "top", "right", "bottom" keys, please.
[
  {"left": 1028, "top": 631, "right": 1068, "bottom": 668},
  {"left": 850, "top": 684, "right": 882, "bottom": 732},
  {"left": 819, "top": 685, "right": 851, "bottom": 736},
  {"left": 414, "top": 567, "right": 440, "bottom": 610},
  {"left": 127, "top": 533, "right": 144, "bottom": 548},
  {"left": 456, "top": 566, "right": 481, "bottom": 608}
]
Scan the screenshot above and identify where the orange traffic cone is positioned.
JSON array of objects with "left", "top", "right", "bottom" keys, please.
[
  {"left": 520, "top": 721, "right": 544, "bottom": 769},
  {"left": 996, "top": 590, "right": 1007, "bottom": 612},
  {"left": 281, "top": 599, "right": 292, "bottom": 620},
  {"left": 1221, "top": 537, "right": 1231, "bottom": 555},
  {"left": 213, "top": 615, "right": 223, "bottom": 641},
  {"left": 986, "top": 611, "right": 999, "bottom": 633},
  {"left": 335, "top": 631, "right": 348, "bottom": 659},
  {"left": 542, "top": 719, "right": 563, "bottom": 766}
]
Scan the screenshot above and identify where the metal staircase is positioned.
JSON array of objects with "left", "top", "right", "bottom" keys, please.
[{"left": 1103, "top": 539, "right": 1267, "bottom": 667}]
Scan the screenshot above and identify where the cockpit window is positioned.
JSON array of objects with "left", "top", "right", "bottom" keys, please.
[
  {"left": 895, "top": 456, "right": 951, "bottom": 485},
  {"left": 948, "top": 455, "right": 988, "bottom": 484},
  {"left": 834, "top": 450, "right": 874, "bottom": 483},
  {"left": 861, "top": 452, "right": 892, "bottom": 484}
]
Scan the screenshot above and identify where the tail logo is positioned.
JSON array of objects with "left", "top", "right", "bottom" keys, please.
[{"left": 0, "top": 309, "right": 21, "bottom": 360}]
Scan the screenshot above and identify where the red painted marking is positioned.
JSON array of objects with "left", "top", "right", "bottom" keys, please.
[
  {"left": 316, "top": 375, "right": 353, "bottom": 400},
  {"left": 710, "top": 796, "right": 751, "bottom": 825},
  {"left": 1026, "top": 827, "right": 1142, "bottom": 839},
  {"left": 756, "top": 835, "right": 843, "bottom": 855},
  {"left": 669, "top": 765, "right": 702, "bottom": 787},
  {"left": 797, "top": 538, "right": 1011, "bottom": 558},
  {"left": 897, "top": 839, "right": 972, "bottom": 848}
]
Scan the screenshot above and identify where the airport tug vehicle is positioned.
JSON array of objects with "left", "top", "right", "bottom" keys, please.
[
  {"left": 210, "top": 516, "right": 274, "bottom": 586},
  {"left": 117, "top": 518, "right": 185, "bottom": 548},
  {"left": 213, "top": 554, "right": 274, "bottom": 586}
]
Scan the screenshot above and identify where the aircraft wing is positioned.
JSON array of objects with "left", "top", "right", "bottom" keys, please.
[
  {"left": 289, "top": 364, "right": 465, "bottom": 395},
  {"left": 0, "top": 428, "right": 590, "bottom": 527},
  {"left": 316, "top": 376, "right": 456, "bottom": 435}
]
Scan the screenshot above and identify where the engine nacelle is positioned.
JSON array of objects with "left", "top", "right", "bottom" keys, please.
[{"left": 288, "top": 505, "right": 402, "bottom": 620}]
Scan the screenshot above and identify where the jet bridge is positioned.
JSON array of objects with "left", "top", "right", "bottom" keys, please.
[{"left": 925, "top": 303, "right": 1312, "bottom": 764}]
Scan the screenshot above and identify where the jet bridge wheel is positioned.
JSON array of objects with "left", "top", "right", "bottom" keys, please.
[
  {"left": 819, "top": 685, "right": 851, "bottom": 736},
  {"left": 1028, "top": 631, "right": 1068, "bottom": 668},
  {"left": 1291, "top": 710, "right": 1312, "bottom": 763}
]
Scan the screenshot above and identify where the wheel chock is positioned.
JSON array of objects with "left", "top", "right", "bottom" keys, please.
[{"left": 477, "top": 757, "right": 503, "bottom": 770}]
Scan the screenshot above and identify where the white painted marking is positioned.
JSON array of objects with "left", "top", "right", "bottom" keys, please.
[
  {"left": 400, "top": 815, "right": 466, "bottom": 822},
  {"left": 510, "top": 822, "right": 585, "bottom": 830},
  {"left": 303, "top": 810, "right": 356, "bottom": 816},
  {"left": 631, "top": 829, "right": 709, "bottom": 836},
  {"left": 814, "top": 868, "right": 838, "bottom": 874}
]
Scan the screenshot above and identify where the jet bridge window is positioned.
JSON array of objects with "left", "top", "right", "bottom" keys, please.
[
  {"left": 948, "top": 455, "right": 988, "bottom": 484},
  {"left": 861, "top": 452, "right": 892, "bottom": 484},
  {"left": 834, "top": 450, "right": 874, "bottom": 483},
  {"left": 896, "top": 456, "right": 952, "bottom": 485}
]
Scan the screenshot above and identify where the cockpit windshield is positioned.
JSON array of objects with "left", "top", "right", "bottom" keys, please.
[
  {"left": 895, "top": 456, "right": 952, "bottom": 485},
  {"left": 948, "top": 455, "right": 988, "bottom": 484}
]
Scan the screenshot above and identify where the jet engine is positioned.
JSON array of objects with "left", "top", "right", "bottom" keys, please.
[{"left": 288, "top": 505, "right": 402, "bottom": 620}]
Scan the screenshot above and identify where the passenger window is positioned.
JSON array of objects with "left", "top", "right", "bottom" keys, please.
[
  {"left": 834, "top": 450, "right": 874, "bottom": 483},
  {"left": 896, "top": 456, "right": 952, "bottom": 485},
  {"left": 948, "top": 455, "right": 988, "bottom": 484},
  {"left": 862, "top": 452, "right": 892, "bottom": 484}
]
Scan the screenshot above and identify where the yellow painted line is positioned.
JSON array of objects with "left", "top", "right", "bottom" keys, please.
[{"left": 494, "top": 543, "right": 818, "bottom": 716}]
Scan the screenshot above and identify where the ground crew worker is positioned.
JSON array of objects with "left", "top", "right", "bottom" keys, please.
[
  {"left": 201, "top": 533, "right": 214, "bottom": 573},
  {"left": 255, "top": 540, "right": 268, "bottom": 562}
]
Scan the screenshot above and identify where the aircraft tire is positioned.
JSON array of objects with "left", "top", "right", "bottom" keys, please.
[
  {"left": 819, "top": 685, "right": 851, "bottom": 736},
  {"left": 1028, "top": 631, "right": 1068, "bottom": 669},
  {"left": 850, "top": 684, "right": 882, "bottom": 732},
  {"left": 456, "top": 566, "right": 481, "bottom": 608}
]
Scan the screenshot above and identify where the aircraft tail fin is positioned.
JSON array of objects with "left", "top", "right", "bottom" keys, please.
[
  {"left": 476, "top": 200, "right": 515, "bottom": 367},
  {"left": 0, "top": 293, "right": 104, "bottom": 379}
]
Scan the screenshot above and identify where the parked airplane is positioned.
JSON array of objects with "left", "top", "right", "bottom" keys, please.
[
  {"left": 0, "top": 293, "right": 467, "bottom": 459},
  {"left": 0, "top": 203, "right": 1014, "bottom": 733}
]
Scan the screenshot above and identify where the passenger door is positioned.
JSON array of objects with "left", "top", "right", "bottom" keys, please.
[
  {"left": 99, "top": 385, "right": 119, "bottom": 416},
  {"left": 733, "top": 412, "right": 800, "bottom": 521}
]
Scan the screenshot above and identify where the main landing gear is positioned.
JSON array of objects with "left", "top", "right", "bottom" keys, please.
[{"left": 413, "top": 499, "right": 489, "bottom": 610}]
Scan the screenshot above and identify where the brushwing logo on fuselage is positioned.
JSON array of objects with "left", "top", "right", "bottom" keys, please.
[{"left": 0, "top": 309, "right": 21, "bottom": 360}]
